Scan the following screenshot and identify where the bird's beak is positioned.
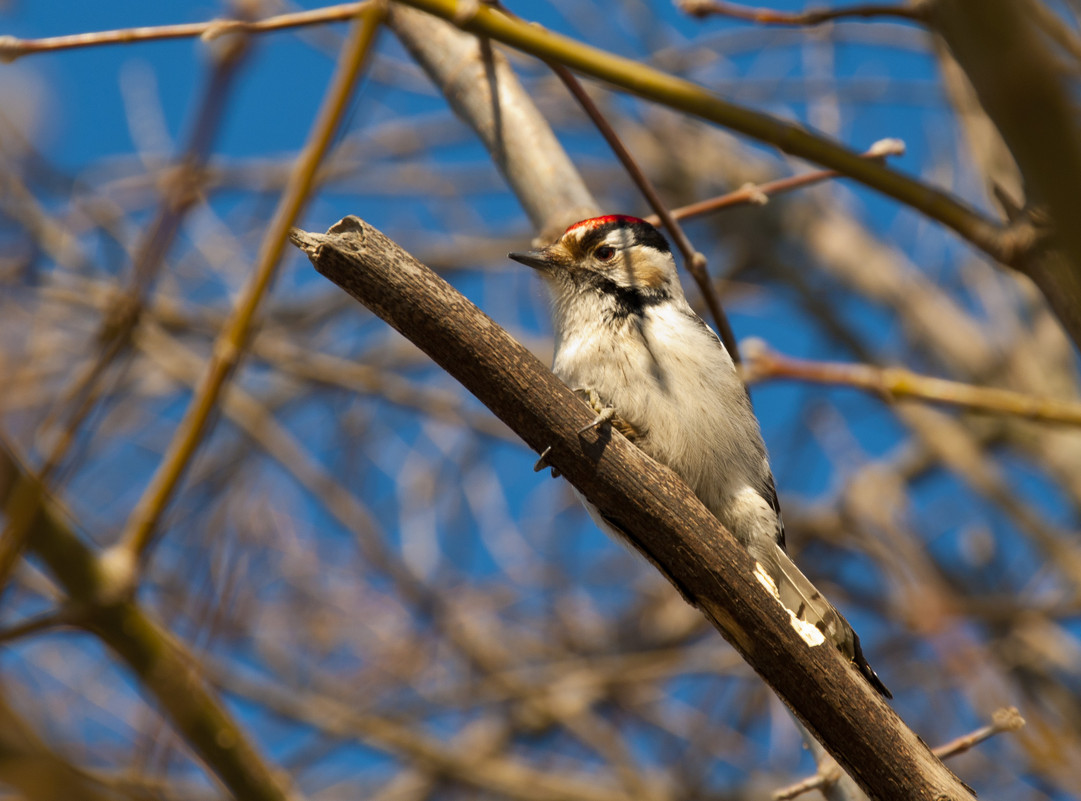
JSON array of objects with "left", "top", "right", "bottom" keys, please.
[{"left": 508, "top": 248, "right": 557, "bottom": 272}]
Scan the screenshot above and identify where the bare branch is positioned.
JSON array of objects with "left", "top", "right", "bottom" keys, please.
[
  {"left": 678, "top": 0, "right": 930, "bottom": 25},
  {"left": 0, "top": 608, "right": 71, "bottom": 643},
  {"left": 0, "top": 437, "right": 295, "bottom": 801},
  {"left": 647, "top": 139, "right": 906, "bottom": 223},
  {"left": 116, "top": 6, "right": 384, "bottom": 571},
  {"left": 930, "top": 0, "right": 1081, "bottom": 348},
  {"left": 741, "top": 339, "right": 1081, "bottom": 426},
  {"left": 0, "top": 689, "right": 116, "bottom": 801},
  {"left": 290, "top": 216, "right": 975, "bottom": 801},
  {"left": 775, "top": 707, "right": 1025, "bottom": 800},
  {"left": 932, "top": 707, "right": 1025, "bottom": 760},
  {"left": 390, "top": 0, "right": 1022, "bottom": 268},
  {"left": 1025, "top": 0, "right": 1081, "bottom": 65},
  {"left": 0, "top": 2, "right": 371, "bottom": 60}
]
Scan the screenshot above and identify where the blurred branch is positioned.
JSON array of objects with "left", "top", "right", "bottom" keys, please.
[
  {"left": 386, "top": 5, "right": 597, "bottom": 239},
  {"left": 932, "top": 39, "right": 1023, "bottom": 208},
  {"left": 0, "top": 26, "right": 252, "bottom": 599},
  {"left": 0, "top": 2, "right": 371, "bottom": 60},
  {"left": 254, "top": 335, "right": 519, "bottom": 441},
  {"left": 116, "top": 5, "right": 384, "bottom": 572},
  {"left": 389, "top": 0, "right": 1028, "bottom": 269},
  {"left": 0, "top": 609, "right": 71, "bottom": 644},
  {"left": 930, "top": 0, "right": 1081, "bottom": 349},
  {"left": 214, "top": 665, "right": 664, "bottom": 801},
  {"left": 1026, "top": 0, "right": 1081, "bottom": 65},
  {"left": 0, "top": 688, "right": 115, "bottom": 801},
  {"left": 774, "top": 707, "right": 1025, "bottom": 800},
  {"left": 741, "top": 338, "right": 1081, "bottom": 426},
  {"left": 678, "top": 0, "right": 930, "bottom": 24},
  {"left": 648, "top": 138, "right": 906, "bottom": 223},
  {"left": 290, "top": 216, "right": 975, "bottom": 801},
  {"left": 0, "top": 437, "right": 295, "bottom": 801},
  {"left": 932, "top": 707, "right": 1025, "bottom": 760}
]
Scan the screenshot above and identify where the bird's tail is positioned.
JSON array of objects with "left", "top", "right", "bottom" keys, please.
[{"left": 757, "top": 544, "right": 892, "bottom": 698}]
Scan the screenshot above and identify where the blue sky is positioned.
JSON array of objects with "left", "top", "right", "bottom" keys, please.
[{"left": 2, "top": 2, "right": 1078, "bottom": 799}]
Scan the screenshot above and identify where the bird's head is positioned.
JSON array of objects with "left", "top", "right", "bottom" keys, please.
[{"left": 509, "top": 216, "right": 681, "bottom": 309}]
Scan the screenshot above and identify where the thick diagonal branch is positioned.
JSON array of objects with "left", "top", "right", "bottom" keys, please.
[{"left": 291, "top": 216, "right": 974, "bottom": 801}]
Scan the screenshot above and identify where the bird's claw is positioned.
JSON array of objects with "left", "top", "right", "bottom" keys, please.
[
  {"left": 533, "top": 445, "right": 552, "bottom": 472},
  {"left": 573, "top": 387, "right": 617, "bottom": 437},
  {"left": 577, "top": 405, "right": 615, "bottom": 436},
  {"left": 533, "top": 445, "right": 561, "bottom": 477},
  {"left": 535, "top": 388, "right": 625, "bottom": 477}
]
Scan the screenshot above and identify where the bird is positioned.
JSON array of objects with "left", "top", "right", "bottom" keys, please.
[{"left": 509, "top": 214, "right": 890, "bottom": 698}]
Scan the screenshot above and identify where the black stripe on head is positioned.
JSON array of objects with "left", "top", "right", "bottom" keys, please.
[
  {"left": 565, "top": 215, "right": 672, "bottom": 256},
  {"left": 587, "top": 274, "right": 669, "bottom": 322}
]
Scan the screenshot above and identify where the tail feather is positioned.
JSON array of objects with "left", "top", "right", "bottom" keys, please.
[{"left": 758, "top": 544, "right": 892, "bottom": 699}]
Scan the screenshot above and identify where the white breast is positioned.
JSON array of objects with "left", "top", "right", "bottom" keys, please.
[{"left": 552, "top": 301, "right": 775, "bottom": 546}]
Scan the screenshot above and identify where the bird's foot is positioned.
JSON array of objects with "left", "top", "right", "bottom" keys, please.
[
  {"left": 533, "top": 445, "right": 560, "bottom": 477},
  {"left": 574, "top": 387, "right": 638, "bottom": 441},
  {"left": 536, "top": 388, "right": 638, "bottom": 476},
  {"left": 578, "top": 406, "right": 615, "bottom": 436},
  {"left": 574, "top": 387, "right": 616, "bottom": 436}
]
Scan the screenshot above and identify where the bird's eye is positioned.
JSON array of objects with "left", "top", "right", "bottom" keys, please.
[{"left": 595, "top": 245, "right": 616, "bottom": 261}]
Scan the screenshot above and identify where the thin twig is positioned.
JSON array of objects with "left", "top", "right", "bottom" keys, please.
[
  {"left": 741, "top": 339, "right": 1081, "bottom": 427},
  {"left": 0, "top": 2, "right": 370, "bottom": 61},
  {"left": 773, "top": 769, "right": 837, "bottom": 801},
  {"left": 0, "top": 609, "right": 72, "bottom": 643},
  {"left": 773, "top": 707, "right": 1024, "bottom": 799},
  {"left": 646, "top": 138, "right": 905, "bottom": 224},
  {"left": 678, "top": 0, "right": 929, "bottom": 25},
  {"left": 116, "top": 5, "right": 385, "bottom": 573},
  {"left": 932, "top": 707, "right": 1025, "bottom": 759}
]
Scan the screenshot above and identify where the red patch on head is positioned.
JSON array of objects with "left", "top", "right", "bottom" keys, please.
[{"left": 563, "top": 215, "right": 648, "bottom": 236}]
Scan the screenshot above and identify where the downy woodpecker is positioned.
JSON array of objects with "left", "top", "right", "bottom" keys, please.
[{"left": 510, "top": 215, "right": 890, "bottom": 698}]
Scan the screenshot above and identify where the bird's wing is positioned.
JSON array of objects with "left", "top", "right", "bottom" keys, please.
[
  {"left": 758, "top": 542, "right": 892, "bottom": 698},
  {"left": 574, "top": 490, "right": 892, "bottom": 698}
]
